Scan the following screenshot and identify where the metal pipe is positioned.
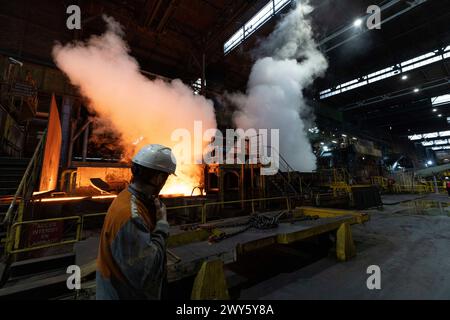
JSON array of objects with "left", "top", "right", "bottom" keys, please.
[
  {"left": 156, "top": 0, "right": 176, "bottom": 33},
  {"left": 60, "top": 96, "right": 73, "bottom": 168},
  {"left": 6, "top": 195, "right": 298, "bottom": 254},
  {"left": 82, "top": 122, "right": 90, "bottom": 162},
  {"left": 67, "top": 121, "right": 75, "bottom": 168},
  {"left": 2, "top": 130, "right": 47, "bottom": 225},
  {"left": 201, "top": 52, "right": 206, "bottom": 95},
  {"left": 71, "top": 119, "right": 92, "bottom": 143},
  {"left": 147, "top": 0, "right": 163, "bottom": 27},
  {"left": 322, "top": 0, "right": 427, "bottom": 53},
  {"left": 433, "top": 175, "right": 439, "bottom": 194}
]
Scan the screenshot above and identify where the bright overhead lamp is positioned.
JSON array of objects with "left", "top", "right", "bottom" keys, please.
[{"left": 353, "top": 18, "right": 363, "bottom": 27}]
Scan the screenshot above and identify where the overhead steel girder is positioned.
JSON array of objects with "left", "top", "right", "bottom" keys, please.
[
  {"left": 319, "top": 0, "right": 428, "bottom": 53},
  {"left": 340, "top": 77, "right": 450, "bottom": 112}
]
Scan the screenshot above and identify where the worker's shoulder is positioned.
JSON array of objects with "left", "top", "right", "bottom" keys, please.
[
  {"left": 106, "top": 189, "right": 151, "bottom": 222},
  {"left": 130, "top": 195, "right": 151, "bottom": 217},
  {"left": 105, "top": 189, "right": 133, "bottom": 222}
]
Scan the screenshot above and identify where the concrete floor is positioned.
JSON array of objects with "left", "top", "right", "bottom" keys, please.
[{"left": 239, "top": 194, "right": 450, "bottom": 300}]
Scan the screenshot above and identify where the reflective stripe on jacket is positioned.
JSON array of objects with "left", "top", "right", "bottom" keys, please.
[{"left": 96, "top": 188, "right": 169, "bottom": 300}]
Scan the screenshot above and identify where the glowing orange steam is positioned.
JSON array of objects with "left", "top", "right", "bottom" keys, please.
[{"left": 52, "top": 16, "right": 216, "bottom": 196}]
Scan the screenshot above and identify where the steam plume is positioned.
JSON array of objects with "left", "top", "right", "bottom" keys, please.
[
  {"left": 229, "top": 2, "right": 328, "bottom": 172},
  {"left": 52, "top": 16, "right": 217, "bottom": 195}
]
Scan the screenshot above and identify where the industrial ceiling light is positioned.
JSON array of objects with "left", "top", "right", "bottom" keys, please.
[
  {"left": 438, "top": 114, "right": 443, "bottom": 117},
  {"left": 427, "top": 160, "right": 433, "bottom": 166},
  {"left": 414, "top": 88, "right": 420, "bottom": 93},
  {"left": 353, "top": 18, "right": 363, "bottom": 28},
  {"left": 8, "top": 57, "right": 23, "bottom": 66},
  {"left": 432, "top": 108, "right": 437, "bottom": 112},
  {"left": 401, "top": 75, "right": 408, "bottom": 80},
  {"left": 320, "top": 44, "right": 450, "bottom": 100},
  {"left": 432, "top": 94, "right": 450, "bottom": 106}
]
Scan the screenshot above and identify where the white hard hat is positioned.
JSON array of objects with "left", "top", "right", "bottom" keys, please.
[{"left": 132, "top": 144, "right": 177, "bottom": 175}]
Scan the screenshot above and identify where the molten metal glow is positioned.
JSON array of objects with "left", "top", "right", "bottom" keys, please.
[
  {"left": 161, "top": 177, "right": 203, "bottom": 196},
  {"left": 33, "top": 191, "right": 50, "bottom": 196},
  {"left": 39, "top": 197, "right": 86, "bottom": 202},
  {"left": 91, "top": 195, "right": 118, "bottom": 199},
  {"left": 75, "top": 167, "right": 203, "bottom": 197},
  {"left": 52, "top": 17, "right": 217, "bottom": 198}
]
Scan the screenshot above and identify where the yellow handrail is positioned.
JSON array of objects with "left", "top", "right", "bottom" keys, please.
[
  {"left": 7, "top": 216, "right": 82, "bottom": 254},
  {"left": 5, "top": 196, "right": 293, "bottom": 254},
  {"left": 2, "top": 130, "right": 47, "bottom": 226}
]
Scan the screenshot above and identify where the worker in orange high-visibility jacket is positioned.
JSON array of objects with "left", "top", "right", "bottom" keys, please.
[{"left": 96, "top": 144, "right": 176, "bottom": 300}]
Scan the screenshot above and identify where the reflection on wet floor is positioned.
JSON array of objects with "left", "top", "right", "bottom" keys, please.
[{"left": 399, "top": 200, "right": 450, "bottom": 216}]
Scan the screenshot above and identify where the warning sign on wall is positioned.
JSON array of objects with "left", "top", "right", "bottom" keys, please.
[{"left": 27, "top": 221, "right": 64, "bottom": 247}]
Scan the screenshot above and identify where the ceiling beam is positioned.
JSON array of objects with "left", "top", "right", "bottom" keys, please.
[
  {"left": 341, "top": 77, "right": 450, "bottom": 111},
  {"left": 320, "top": 0, "right": 428, "bottom": 53}
]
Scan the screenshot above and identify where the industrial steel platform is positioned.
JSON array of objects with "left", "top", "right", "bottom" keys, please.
[{"left": 0, "top": 207, "right": 369, "bottom": 299}]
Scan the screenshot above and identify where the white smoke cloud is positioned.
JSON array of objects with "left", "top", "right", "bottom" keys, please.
[
  {"left": 52, "top": 15, "right": 217, "bottom": 195},
  {"left": 229, "top": 2, "right": 328, "bottom": 172}
]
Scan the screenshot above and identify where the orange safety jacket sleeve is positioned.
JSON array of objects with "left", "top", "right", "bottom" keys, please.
[{"left": 110, "top": 214, "right": 170, "bottom": 299}]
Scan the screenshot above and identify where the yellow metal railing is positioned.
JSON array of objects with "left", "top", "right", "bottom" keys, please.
[
  {"left": 391, "top": 184, "right": 442, "bottom": 194},
  {"left": 371, "top": 176, "right": 388, "bottom": 189},
  {"left": 2, "top": 130, "right": 47, "bottom": 259},
  {"left": 2, "top": 130, "right": 47, "bottom": 226},
  {"left": 59, "top": 170, "right": 77, "bottom": 193},
  {"left": 330, "top": 183, "right": 352, "bottom": 198},
  {"left": 202, "top": 196, "right": 290, "bottom": 224},
  {"left": 8, "top": 216, "right": 82, "bottom": 254},
  {"left": 4, "top": 196, "right": 293, "bottom": 254},
  {"left": 370, "top": 177, "right": 447, "bottom": 195}
]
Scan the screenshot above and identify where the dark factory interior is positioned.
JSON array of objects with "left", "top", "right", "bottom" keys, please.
[{"left": 0, "top": 0, "right": 450, "bottom": 302}]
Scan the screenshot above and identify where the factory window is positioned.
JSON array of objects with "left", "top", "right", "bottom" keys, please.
[
  {"left": 320, "top": 45, "right": 450, "bottom": 100},
  {"left": 224, "top": 28, "right": 244, "bottom": 54},
  {"left": 244, "top": 2, "right": 273, "bottom": 38},
  {"left": 274, "top": 0, "right": 290, "bottom": 12},
  {"left": 224, "top": 0, "right": 292, "bottom": 55},
  {"left": 408, "top": 134, "right": 422, "bottom": 141},
  {"left": 423, "top": 132, "right": 438, "bottom": 139},
  {"left": 208, "top": 173, "right": 219, "bottom": 190},
  {"left": 434, "top": 139, "right": 448, "bottom": 145},
  {"left": 192, "top": 78, "right": 205, "bottom": 95},
  {"left": 224, "top": 171, "right": 240, "bottom": 190},
  {"left": 409, "top": 131, "right": 450, "bottom": 142},
  {"left": 433, "top": 145, "right": 450, "bottom": 150},
  {"left": 432, "top": 145, "right": 450, "bottom": 150},
  {"left": 432, "top": 94, "right": 450, "bottom": 106}
]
